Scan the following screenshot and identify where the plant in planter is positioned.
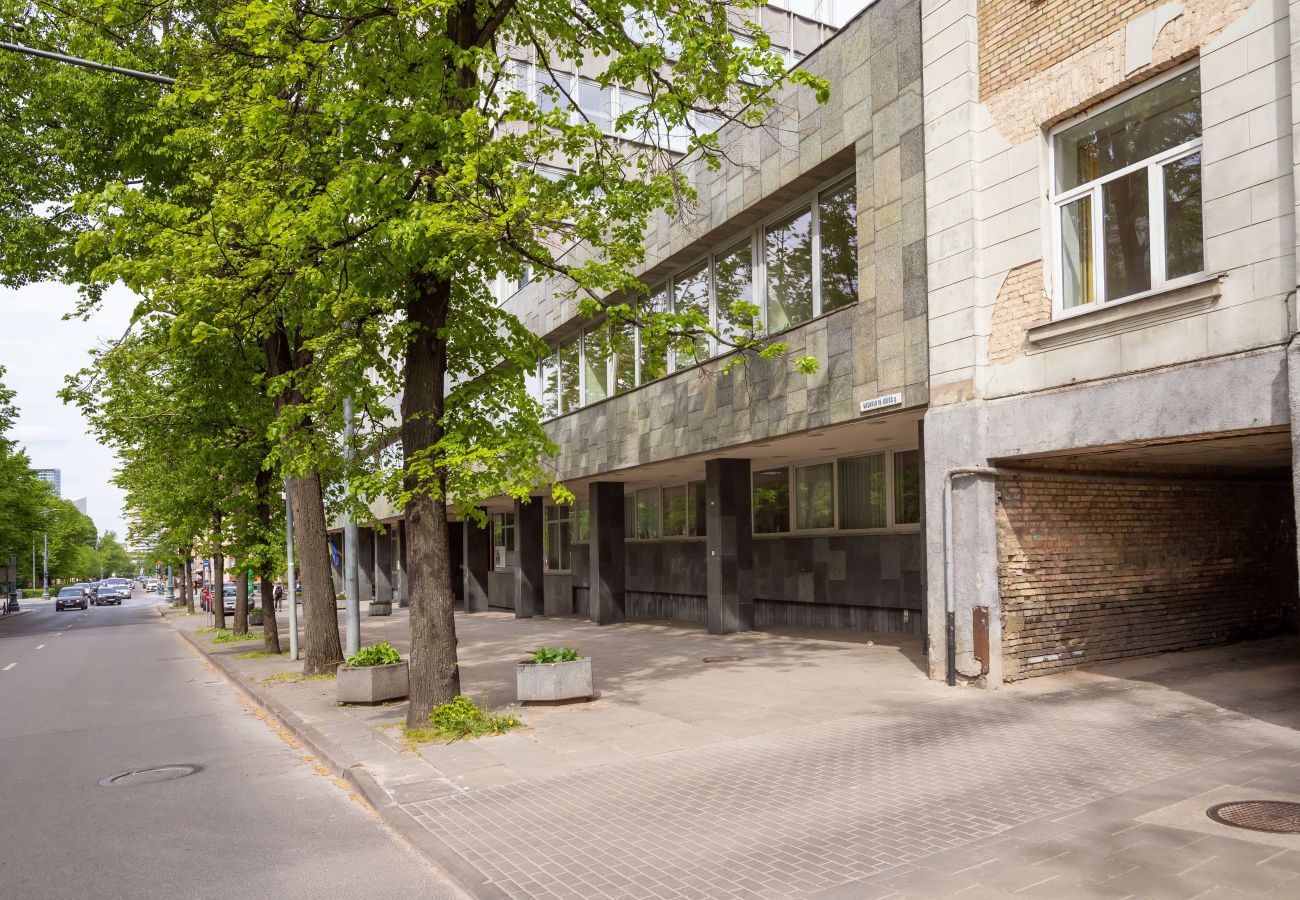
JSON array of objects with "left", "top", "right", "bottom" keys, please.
[
  {"left": 336, "top": 641, "right": 409, "bottom": 704},
  {"left": 517, "top": 646, "right": 593, "bottom": 703}
]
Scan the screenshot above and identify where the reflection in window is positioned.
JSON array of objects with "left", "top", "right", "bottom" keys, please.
[
  {"left": 493, "top": 512, "right": 517, "bottom": 569},
  {"left": 893, "top": 450, "right": 921, "bottom": 525},
  {"left": 611, "top": 318, "right": 636, "bottom": 394},
  {"left": 662, "top": 485, "right": 688, "bottom": 536},
  {"left": 583, "top": 323, "right": 611, "bottom": 405},
  {"left": 557, "top": 338, "right": 580, "bottom": 414},
  {"left": 543, "top": 506, "right": 572, "bottom": 572},
  {"left": 539, "top": 355, "right": 559, "bottom": 418},
  {"left": 838, "top": 453, "right": 886, "bottom": 529},
  {"left": 1102, "top": 168, "right": 1150, "bottom": 300},
  {"left": 765, "top": 206, "right": 813, "bottom": 331},
  {"left": 752, "top": 467, "right": 790, "bottom": 534},
  {"left": 818, "top": 179, "right": 859, "bottom": 313},
  {"left": 1164, "top": 152, "right": 1203, "bottom": 280},
  {"left": 714, "top": 240, "right": 755, "bottom": 346},
  {"left": 536, "top": 70, "right": 573, "bottom": 116},
  {"left": 635, "top": 488, "right": 660, "bottom": 539},
  {"left": 688, "top": 480, "right": 707, "bottom": 536},
  {"left": 672, "top": 260, "right": 711, "bottom": 369},
  {"left": 574, "top": 499, "right": 590, "bottom": 542},
  {"left": 795, "top": 462, "right": 835, "bottom": 530},
  {"left": 579, "top": 79, "right": 613, "bottom": 132},
  {"left": 639, "top": 286, "right": 670, "bottom": 382}
]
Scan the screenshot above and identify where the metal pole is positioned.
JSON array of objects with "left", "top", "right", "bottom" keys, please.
[
  {"left": 42, "top": 532, "right": 48, "bottom": 597},
  {"left": 31, "top": 538, "right": 35, "bottom": 591},
  {"left": 166, "top": 563, "right": 175, "bottom": 605},
  {"left": 0, "top": 41, "right": 175, "bottom": 84},
  {"left": 342, "top": 395, "right": 360, "bottom": 656},
  {"left": 284, "top": 480, "right": 299, "bottom": 661}
]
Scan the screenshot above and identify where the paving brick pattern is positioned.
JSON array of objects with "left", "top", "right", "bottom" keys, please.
[{"left": 407, "top": 675, "right": 1291, "bottom": 899}]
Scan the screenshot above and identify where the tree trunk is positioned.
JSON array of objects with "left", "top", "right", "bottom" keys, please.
[
  {"left": 288, "top": 473, "right": 343, "bottom": 675},
  {"left": 256, "top": 469, "right": 281, "bottom": 654},
  {"left": 212, "top": 512, "right": 226, "bottom": 630},
  {"left": 403, "top": 274, "right": 461, "bottom": 727},
  {"left": 234, "top": 569, "right": 249, "bottom": 634},
  {"left": 264, "top": 316, "right": 342, "bottom": 676},
  {"left": 184, "top": 554, "right": 195, "bottom": 614}
]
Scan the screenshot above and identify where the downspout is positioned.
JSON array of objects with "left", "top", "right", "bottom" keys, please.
[{"left": 942, "top": 466, "right": 1000, "bottom": 686}]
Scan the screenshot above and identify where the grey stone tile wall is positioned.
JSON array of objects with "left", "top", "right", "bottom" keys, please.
[{"left": 515, "top": 0, "right": 928, "bottom": 483}]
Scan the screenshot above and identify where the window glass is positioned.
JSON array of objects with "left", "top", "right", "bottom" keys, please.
[
  {"left": 838, "top": 454, "right": 886, "bottom": 529},
  {"left": 624, "top": 494, "right": 635, "bottom": 536},
  {"left": 1054, "top": 69, "right": 1201, "bottom": 192},
  {"left": 579, "top": 79, "right": 613, "bottom": 132},
  {"left": 574, "top": 499, "right": 590, "bottom": 542},
  {"left": 662, "top": 485, "right": 688, "bottom": 536},
  {"left": 536, "top": 70, "right": 573, "bottom": 116},
  {"left": 818, "top": 179, "right": 858, "bottom": 313},
  {"left": 765, "top": 206, "right": 814, "bottom": 331},
  {"left": 583, "top": 323, "right": 611, "bottom": 404},
  {"left": 1061, "top": 195, "right": 1094, "bottom": 309},
  {"left": 752, "top": 467, "right": 790, "bottom": 534},
  {"left": 539, "top": 355, "right": 559, "bottom": 418},
  {"left": 1164, "top": 151, "right": 1203, "bottom": 280},
  {"left": 493, "top": 512, "right": 517, "bottom": 568},
  {"left": 557, "top": 338, "right": 580, "bottom": 413},
  {"left": 893, "top": 450, "right": 921, "bottom": 526},
  {"left": 638, "top": 286, "right": 670, "bottom": 382},
  {"left": 795, "top": 462, "right": 835, "bottom": 530},
  {"left": 611, "top": 318, "right": 636, "bottom": 394},
  {"left": 688, "top": 480, "right": 707, "bottom": 536},
  {"left": 544, "top": 506, "right": 572, "bottom": 571},
  {"left": 672, "top": 261, "right": 711, "bottom": 370},
  {"left": 714, "top": 240, "right": 755, "bottom": 346},
  {"left": 617, "top": 89, "right": 649, "bottom": 141},
  {"left": 635, "top": 488, "right": 660, "bottom": 539},
  {"left": 1102, "top": 168, "right": 1150, "bottom": 300}
]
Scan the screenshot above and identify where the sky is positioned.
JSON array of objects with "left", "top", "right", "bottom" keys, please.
[{"left": 1, "top": 281, "right": 136, "bottom": 538}]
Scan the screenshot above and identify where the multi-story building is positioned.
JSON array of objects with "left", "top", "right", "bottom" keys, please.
[
  {"left": 35, "top": 468, "right": 61, "bottom": 496},
  {"left": 921, "top": 0, "right": 1299, "bottom": 684}
]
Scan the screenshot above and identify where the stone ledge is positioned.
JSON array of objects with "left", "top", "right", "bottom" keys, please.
[{"left": 1027, "top": 275, "right": 1224, "bottom": 351}]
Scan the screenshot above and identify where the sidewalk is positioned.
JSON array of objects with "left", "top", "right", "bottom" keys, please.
[{"left": 161, "top": 605, "right": 1300, "bottom": 899}]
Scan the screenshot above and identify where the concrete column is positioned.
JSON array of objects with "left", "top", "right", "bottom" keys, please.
[
  {"left": 397, "top": 520, "right": 409, "bottom": 608},
  {"left": 463, "top": 510, "right": 491, "bottom": 613},
  {"left": 514, "top": 498, "right": 544, "bottom": 618},
  {"left": 376, "top": 526, "right": 394, "bottom": 603},
  {"left": 705, "top": 458, "right": 754, "bottom": 634},
  {"left": 357, "top": 527, "right": 375, "bottom": 601},
  {"left": 588, "top": 482, "right": 625, "bottom": 625}
]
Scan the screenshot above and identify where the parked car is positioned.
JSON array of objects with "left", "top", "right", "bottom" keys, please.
[
  {"left": 55, "top": 586, "right": 88, "bottom": 611},
  {"left": 222, "top": 582, "right": 237, "bottom": 615},
  {"left": 94, "top": 578, "right": 129, "bottom": 605}
]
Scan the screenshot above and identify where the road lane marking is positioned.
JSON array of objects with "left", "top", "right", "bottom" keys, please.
[
  {"left": 2, "top": 663, "right": 14, "bottom": 671},
  {"left": 36, "top": 644, "right": 45, "bottom": 650}
]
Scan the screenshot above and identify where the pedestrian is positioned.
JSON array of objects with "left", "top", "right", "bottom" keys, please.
[
  {"left": 273, "top": 581, "right": 284, "bottom": 611},
  {"left": 200, "top": 584, "right": 211, "bottom": 612}
]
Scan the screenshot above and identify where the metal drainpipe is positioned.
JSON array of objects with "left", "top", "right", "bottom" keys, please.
[{"left": 942, "top": 466, "right": 1001, "bottom": 686}]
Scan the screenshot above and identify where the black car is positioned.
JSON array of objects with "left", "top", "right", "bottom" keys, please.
[{"left": 55, "top": 586, "right": 88, "bottom": 611}]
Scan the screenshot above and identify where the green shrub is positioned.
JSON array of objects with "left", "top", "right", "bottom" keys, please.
[
  {"left": 212, "top": 630, "right": 261, "bottom": 644},
  {"left": 346, "top": 642, "right": 402, "bottom": 667},
  {"left": 404, "top": 695, "right": 521, "bottom": 743},
  {"left": 526, "top": 646, "right": 582, "bottom": 664}
]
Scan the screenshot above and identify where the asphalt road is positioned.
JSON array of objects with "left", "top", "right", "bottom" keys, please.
[{"left": 0, "top": 589, "right": 464, "bottom": 899}]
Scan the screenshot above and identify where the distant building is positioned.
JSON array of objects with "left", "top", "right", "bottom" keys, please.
[
  {"left": 72, "top": 498, "right": 87, "bottom": 515},
  {"left": 35, "top": 468, "right": 61, "bottom": 497}
]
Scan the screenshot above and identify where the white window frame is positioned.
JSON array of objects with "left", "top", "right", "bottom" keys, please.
[
  {"left": 1048, "top": 62, "right": 1205, "bottom": 320},
  {"left": 542, "top": 505, "right": 572, "bottom": 573},
  {"left": 751, "top": 447, "right": 922, "bottom": 537}
]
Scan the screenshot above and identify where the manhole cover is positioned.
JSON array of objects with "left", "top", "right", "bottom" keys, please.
[
  {"left": 1206, "top": 801, "right": 1300, "bottom": 834},
  {"left": 99, "top": 764, "right": 204, "bottom": 787},
  {"left": 703, "top": 655, "right": 746, "bottom": 663}
]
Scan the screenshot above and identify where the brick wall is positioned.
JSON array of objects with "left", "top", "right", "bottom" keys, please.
[
  {"left": 978, "top": 0, "right": 1165, "bottom": 99},
  {"left": 988, "top": 261, "right": 1051, "bottom": 365},
  {"left": 997, "top": 473, "right": 1297, "bottom": 679}
]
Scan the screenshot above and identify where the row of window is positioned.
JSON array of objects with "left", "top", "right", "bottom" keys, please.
[
  {"left": 490, "top": 448, "right": 919, "bottom": 573},
  {"left": 536, "top": 175, "right": 859, "bottom": 418}
]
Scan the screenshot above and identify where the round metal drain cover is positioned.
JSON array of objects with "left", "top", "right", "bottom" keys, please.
[
  {"left": 703, "top": 655, "right": 746, "bottom": 663},
  {"left": 100, "top": 764, "right": 204, "bottom": 787},
  {"left": 1206, "top": 801, "right": 1300, "bottom": 834}
]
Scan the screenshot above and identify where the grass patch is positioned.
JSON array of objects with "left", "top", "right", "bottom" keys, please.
[
  {"left": 261, "top": 670, "right": 335, "bottom": 686},
  {"left": 235, "top": 649, "right": 291, "bottom": 659},
  {"left": 403, "top": 695, "right": 522, "bottom": 745},
  {"left": 212, "top": 630, "right": 261, "bottom": 644},
  {"left": 196, "top": 626, "right": 217, "bottom": 634}
]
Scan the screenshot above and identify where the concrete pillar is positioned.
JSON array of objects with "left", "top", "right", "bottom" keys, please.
[
  {"left": 329, "top": 532, "right": 343, "bottom": 596},
  {"left": 588, "top": 482, "right": 625, "bottom": 625},
  {"left": 463, "top": 510, "right": 491, "bottom": 613},
  {"left": 514, "top": 498, "right": 544, "bottom": 618},
  {"left": 357, "top": 527, "right": 375, "bottom": 601},
  {"left": 705, "top": 458, "right": 754, "bottom": 634},
  {"left": 396, "top": 520, "right": 409, "bottom": 608},
  {"left": 376, "top": 526, "right": 394, "bottom": 603}
]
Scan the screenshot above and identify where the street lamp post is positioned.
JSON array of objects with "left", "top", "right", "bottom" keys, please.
[
  {"left": 166, "top": 563, "right": 175, "bottom": 605},
  {"left": 42, "top": 532, "right": 48, "bottom": 598},
  {"left": 342, "top": 396, "right": 360, "bottom": 657},
  {"left": 284, "top": 482, "right": 299, "bottom": 661}
]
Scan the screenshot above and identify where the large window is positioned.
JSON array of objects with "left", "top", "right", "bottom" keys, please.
[
  {"left": 543, "top": 506, "right": 572, "bottom": 572},
  {"left": 1053, "top": 66, "right": 1203, "bottom": 311},
  {"left": 662, "top": 481, "right": 707, "bottom": 537},
  {"left": 534, "top": 173, "right": 860, "bottom": 419},
  {"left": 754, "top": 450, "right": 921, "bottom": 534},
  {"left": 493, "top": 512, "right": 516, "bottom": 569},
  {"left": 635, "top": 488, "right": 661, "bottom": 539}
]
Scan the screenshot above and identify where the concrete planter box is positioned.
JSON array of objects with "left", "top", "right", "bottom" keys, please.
[
  {"left": 368, "top": 601, "right": 393, "bottom": 617},
  {"left": 336, "top": 661, "right": 409, "bottom": 704},
  {"left": 516, "top": 658, "right": 593, "bottom": 703},
  {"left": 248, "top": 610, "right": 263, "bottom": 626}
]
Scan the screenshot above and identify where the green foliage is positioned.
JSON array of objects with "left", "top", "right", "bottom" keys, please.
[
  {"left": 212, "top": 629, "right": 261, "bottom": 643},
  {"left": 526, "top": 647, "right": 582, "bottom": 664},
  {"left": 236, "top": 649, "right": 291, "bottom": 659},
  {"left": 345, "top": 642, "right": 402, "bottom": 667},
  {"left": 404, "top": 695, "right": 522, "bottom": 744},
  {"left": 196, "top": 626, "right": 217, "bottom": 634}
]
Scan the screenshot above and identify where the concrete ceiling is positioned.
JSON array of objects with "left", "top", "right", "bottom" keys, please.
[{"left": 999, "top": 427, "right": 1293, "bottom": 472}]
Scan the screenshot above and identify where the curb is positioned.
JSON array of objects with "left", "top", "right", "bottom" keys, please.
[{"left": 156, "top": 606, "right": 505, "bottom": 900}]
